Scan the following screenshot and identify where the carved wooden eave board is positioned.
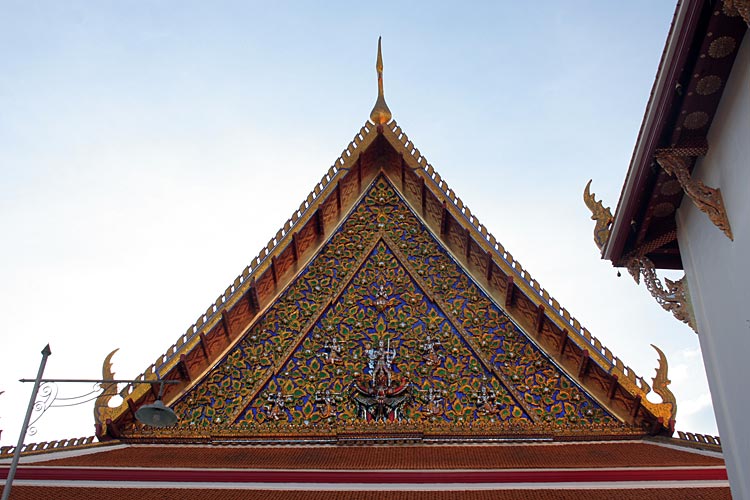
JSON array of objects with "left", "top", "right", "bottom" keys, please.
[
  {"left": 95, "top": 119, "right": 676, "bottom": 442},
  {"left": 602, "top": 0, "right": 747, "bottom": 269}
]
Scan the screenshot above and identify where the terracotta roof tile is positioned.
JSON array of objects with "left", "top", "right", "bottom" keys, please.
[
  {"left": 32, "top": 442, "right": 723, "bottom": 469},
  {"left": 0, "top": 486, "right": 732, "bottom": 500}
]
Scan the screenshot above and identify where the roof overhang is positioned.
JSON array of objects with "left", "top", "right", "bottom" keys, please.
[{"left": 603, "top": 0, "right": 747, "bottom": 269}]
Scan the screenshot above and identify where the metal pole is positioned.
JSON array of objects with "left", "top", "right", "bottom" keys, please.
[
  {"left": 18, "top": 379, "right": 180, "bottom": 385},
  {"left": 2, "top": 344, "right": 51, "bottom": 500}
]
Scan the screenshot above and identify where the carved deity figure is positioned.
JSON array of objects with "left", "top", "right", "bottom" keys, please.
[
  {"left": 367, "top": 339, "right": 397, "bottom": 386},
  {"left": 420, "top": 334, "right": 443, "bottom": 366},
  {"left": 420, "top": 387, "right": 444, "bottom": 417},
  {"left": 265, "top": 391, "right": 292, "bottom": 421},
  {"left": 473, "top": 385, "right": 499, "bottom": 416},
  {"left": 352, "top": 336, "right": 410, "bottom": 422},
  {"left": 314, "top": 389, "right": 340, "bottom": 419},
  {"left": 320, "top": 337, "right": 343, "bottom": 365},
  {"left": 375, "top": 285, "right": 389, "bottom": 311}
]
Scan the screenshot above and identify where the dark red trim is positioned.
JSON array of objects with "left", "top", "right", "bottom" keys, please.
[
  {"left": 0, "top": 466, "right": 727, "bottom": 484},
  {"left": 605, "top": 0, "right": 704, "bottom": 263}
]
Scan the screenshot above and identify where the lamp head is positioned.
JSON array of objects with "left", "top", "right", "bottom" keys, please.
[{"left": 135, "top": 400, "right": 178, "bottom": 428}]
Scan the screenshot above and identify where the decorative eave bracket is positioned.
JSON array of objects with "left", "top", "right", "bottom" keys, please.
[
  {"left": 627, "top": 256, "right": 698, "bottom": 333},
  {"left": 655, "top": 148, "right": 733, "bottom": 241},
  {"left": 583, "top": 180, "right": 613, "bottom": 251}
]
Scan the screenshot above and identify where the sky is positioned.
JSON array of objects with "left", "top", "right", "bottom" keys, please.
[{"left": 0, "top": 1, "right": 719, "bottom": 447}]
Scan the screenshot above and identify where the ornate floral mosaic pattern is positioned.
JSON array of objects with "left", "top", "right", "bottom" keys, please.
[{"left": 172, "top": 176, "right": 615, "bottom": 432}]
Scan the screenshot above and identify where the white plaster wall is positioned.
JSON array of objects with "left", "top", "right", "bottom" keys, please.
[{"left": 676, "top": 34, "right": 750, "bottom": 500}]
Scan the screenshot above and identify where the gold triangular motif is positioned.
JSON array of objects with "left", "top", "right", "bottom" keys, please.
[{"left": 168, "top": 176, "right": 622, "bottom": 436}]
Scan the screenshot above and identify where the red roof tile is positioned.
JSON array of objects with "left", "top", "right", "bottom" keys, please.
[
  {"left": 32, "top": 441, "right": 723, "bottom": 470},
  {"left": 0, "top": 486, "right": 733, "bottom": 500}
]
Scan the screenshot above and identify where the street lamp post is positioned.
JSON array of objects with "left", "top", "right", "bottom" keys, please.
[
  {"left": 2, "top": 345, "right": 51, "bottom": 500},
  {"left": 1, "top": 345, "right": 180, "bottom": 500}
]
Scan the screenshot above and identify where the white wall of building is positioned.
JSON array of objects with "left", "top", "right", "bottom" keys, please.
[{"left": 676, "top": 35, "right": 750, "bottom": 500}]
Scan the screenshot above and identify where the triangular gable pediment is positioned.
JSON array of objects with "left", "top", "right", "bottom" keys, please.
[{"left": 97, "top": 122, "right": 675, "bottom": 441}]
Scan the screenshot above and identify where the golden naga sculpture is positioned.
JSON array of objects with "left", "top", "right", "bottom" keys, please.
[
  {"left": 94, "top": 348, "right": 120, "bottom": 431},
  {"left": 655, "top": 151, "right": 733, "bottom": 240},
  {"left": 650, "top": 344, "right": 677, "bottom": 423},
  {"left": 583, "top": 180, "right": 613, "bottom": 250},
  {"left": 369, "top": 37, "right": 392, "bottom": 125},
  {"left": 628, "top": 256, "right": 697, "bottom": 333}
]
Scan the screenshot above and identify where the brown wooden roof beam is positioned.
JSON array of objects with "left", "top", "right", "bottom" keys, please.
[
  {"left": 607, "top": 374, "right": 619, "bottom": 401},
  {"left": 650, "top": 417, "right": 665, "bottom": 436},
  {"left": 315, "top": 209, "right": 324, "bottom": 237},
  {"left": 126, "top": 398, "right": 137, "bottom": 418},
  {"left": 245, "top": 279, "right": 260, "bottom": 313},
  {"left": 177, "top": 355, "right": 192, "bottom": 382},
  {"left": 105, "top": 418, "right": 121, "bottom": 439},
  {"left": 464, "top": 228, "right": 471, "bottom": 260},
  {"left": 420, "top": 177, "right": 427, "bottom": 218},
  {"left": 270, "top": 256, "right": 278, "bottom": 287},
  {"left": 356, "top": 156, "right": 362, "bottom": 192},
  {"left": 535, "top": 305, "right": 546, "bottom": 334},
  {"left": 505, "top": 276, "right": 516, "bottom": 308},
  {"left": 198, "top": 332, "right": 210, "bottom": 360},
  {"left": 558, "top": 329, "right": 569, "bottom": 356},
  {"left": 485, "top": 252, "right": 493, "bottom": 282},
  {"left": 440, "top": 202, "right": 449, "bottom": 237},
  {"left": 220, "top": 313, "right": 232, "bottom": 339},
  {"left": 291, "top": 233, "right": 300, "bottom": 263},
  {"left": 578, "top": 350, "right": 590, "bottom": 380},
  {"left": 631, "top": 395, "right": 642, "bottom": 423}
]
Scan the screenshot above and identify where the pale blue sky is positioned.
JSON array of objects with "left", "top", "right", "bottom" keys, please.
[{"left": 1, "top": 1, "right": 716, "bottom": 445}]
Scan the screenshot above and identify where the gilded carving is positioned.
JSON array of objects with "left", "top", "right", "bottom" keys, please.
[
  {"left": 370, "top": 37, "right": 392, "bottom": 125},
  {"left": 583, "top": 180, "right": 613, "bottom": 250},
  {"left": 650, "top": 344, "right": 677, "bottom": 422},
  {"left": 695, "top": 75, "right": 722, "bottom": 96},
  {"left": 168, "top": 178, "right": 617, "bottom": 435},
  {"left": 656, "top": 152, "right": 733, "bottom": 240},
  {"left": 93, "top": 348, "right": 120, "bottom": 431},
  {"left": 682, "top": 111, "right": 709, "bottom": 130},
  {"left": 264, "top": 390, "right": 294, "bottom": 421},
  {"left": 724, "top": 0, "right": 750, "bottom": 25},
  {"left": 708, "top": 36, "right": 737, "bottom": 58},
  {"left": 628, "top": 256, "right": 697, "bottom": 333}
]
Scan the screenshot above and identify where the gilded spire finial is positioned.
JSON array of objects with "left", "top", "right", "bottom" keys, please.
[{"left": 370, "top": 36, "right": 392, "bottom": 125}]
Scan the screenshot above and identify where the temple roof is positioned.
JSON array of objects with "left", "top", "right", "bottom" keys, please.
[
  {"left": 60, "top": 38, "right": 696, "bottom": 445},
  {"left": 87, "top": 114, "right": 679, "bottom": 442},
  {"left": 599, "top": 0, "right": 747, "bottom": 269},
  {"left": 0, "top": 438, "right": 730, "bottom": 498},
  {"left": 20, "top": 440, "right": 726, "bottom": 470}
]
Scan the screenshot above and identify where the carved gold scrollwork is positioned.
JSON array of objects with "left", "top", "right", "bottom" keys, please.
[
  {"left": 583, "top": 180, "right": 613, "bottom": 250},
  {"left": 94, "top": 348, "right": 120, "bottom": 432},
  {"left": 650, "top": 344, "right": 677, "bottom": 423},
  {"left": 655, "top": 152, "right": 733, "bottom": 240},
  {"left": 724, "top": 0, "right": 750, "bottom": 25},
  {"left": 628, "top": 256, "right": 697, "bottom": 333}
]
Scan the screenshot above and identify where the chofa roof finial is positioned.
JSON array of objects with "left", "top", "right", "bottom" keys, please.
[{"left": 369, "top": 36, "right": 392, "bottom": 125}]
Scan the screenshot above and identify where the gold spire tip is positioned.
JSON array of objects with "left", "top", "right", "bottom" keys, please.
[{"left": 370, "top": 36, "right": 392, "bottom": 125}]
